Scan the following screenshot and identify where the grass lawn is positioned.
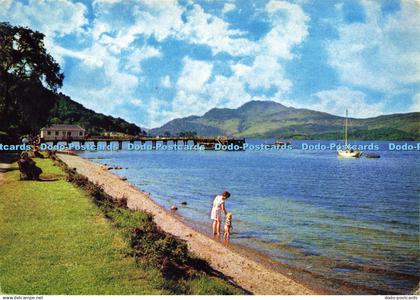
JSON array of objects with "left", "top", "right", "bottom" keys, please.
[{"left": 0, "top": 158, "right": 239, "bottom": 295}]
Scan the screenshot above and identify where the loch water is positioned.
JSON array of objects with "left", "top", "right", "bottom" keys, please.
[{"left": 80, "top": 140, "right": 420, "bottom": 294}]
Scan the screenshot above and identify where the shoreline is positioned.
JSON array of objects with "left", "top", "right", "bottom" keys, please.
[{"left": 57, "top": 153, "right": 317, "bottom": 295}]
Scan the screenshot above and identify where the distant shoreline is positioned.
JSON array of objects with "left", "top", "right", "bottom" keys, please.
[{"left": 57, "top": 153, "right": 316, "bottom": 295}]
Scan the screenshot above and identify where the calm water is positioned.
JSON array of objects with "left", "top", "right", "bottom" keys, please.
[{"left": 80, "top": 140, "right": 419, "bottom": 294}]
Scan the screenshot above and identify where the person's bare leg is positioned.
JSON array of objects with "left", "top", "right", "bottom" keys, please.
[
  {"left": 216, "top": 221, "right": 221, "bottom": 237},
  {"left": 212, "top": 220, "right": 217, "bottom": 236},
  {"left": 225, "top": 227, "right": 231, "bottom": 242}
]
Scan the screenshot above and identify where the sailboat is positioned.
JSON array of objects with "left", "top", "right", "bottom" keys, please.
[{"left": 337, "top": 109, "right": 362, "bottom": 158}]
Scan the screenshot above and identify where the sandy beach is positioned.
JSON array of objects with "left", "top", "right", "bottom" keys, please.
[{"left": 57, "top": 153, "right": 316, "bottom": 295}]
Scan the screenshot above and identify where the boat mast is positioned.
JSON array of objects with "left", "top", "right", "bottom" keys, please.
[{"left": 345, "top": 109, "right": 348, "bottom": 147}]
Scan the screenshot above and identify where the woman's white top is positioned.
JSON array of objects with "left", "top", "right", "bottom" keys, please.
[{"left": 210, "top": 195, "right": 224, "bottom": 220}]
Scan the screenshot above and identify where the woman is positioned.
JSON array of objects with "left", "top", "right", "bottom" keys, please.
[{"left": 211, "top": 191, "right": 230, "bottom": 237}]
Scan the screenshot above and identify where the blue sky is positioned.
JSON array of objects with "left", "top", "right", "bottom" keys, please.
[{"left": 1, "top": 0, "right": 419, "bottom": 128}]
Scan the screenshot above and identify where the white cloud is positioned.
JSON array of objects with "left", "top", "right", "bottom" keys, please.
[
  {"left": 91, "top": 1, "right": 255, "bottom": 57},
  {"left": 176, "top": 57, "right": 213, "bottom": 92},
  {"left": 131, "top": 0, "right": 184, "bottom": 42},
  {"left": 222, "top": 2, "right": 236, "bottom": 14},
  {"left": 205, "top": 75, "right": 252, "bottom": 109},
  {"left": 55, "top": 42, "right": 142, "bottom": 121},
  {"left": 327, "top": 0, "right": 420, "bottom": 92},
  {"left": 161, "top": 76, "right": 172, "bottom": 88},
  {"left": 264, "top": 0, "right": 310, "bottom": 59},
  {"left": 411, "top": 93, "right": 420, "bottom": 112},
  {"left": 310, "top": 87, "right": 384, "bottom": 118},
  {"left": 88, "top": 0, "right": 184, "bottom": 57},
  {"left": 125, "top": 46, "right": 161, "bottom": 73},
  {"left": 0, "top": 0, "right": 87, "bottom": 37},
  {"left": 233, "top": 56, "right": 292, "bottom": 91},
  {"left": 221, "top": 0, "right": 307, "bottom": 98},
  {"left": 276, "top": 87, "right": 385, "bottom": 118},
  {"left": 93, "top": 0, "right": 122, "bottom": 5},
  {"left": 146, "top": 101, "right": 176, "bottom": 128},
  {"left": 51, "top": 43, "right": 107, "bottom": 68},
  {"left": 143, "top": 58, "right": 214, "bottom": 121},
  {"left": 0, "top": 0, "right": 89, "bottom": 66},
  {"left": 167, "top": 58, "right": 215, "bottom": 118},
  {"left": 179, "top": 4, "right": 256, "bottom": 56},
  {"left": 62, "top": 46, "right": 140, "bottom": 117}
]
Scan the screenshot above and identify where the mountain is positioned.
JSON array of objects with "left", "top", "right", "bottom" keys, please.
[{"left": 149, "top": 100, "right": 420, "bottom": 140}]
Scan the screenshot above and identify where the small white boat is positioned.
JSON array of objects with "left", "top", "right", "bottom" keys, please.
[
  {"left": 337, "top": 149, "right": 363, "bottom": 158},
  {"left": 337, "top": 109, "right": 362, "bottom": 158}
]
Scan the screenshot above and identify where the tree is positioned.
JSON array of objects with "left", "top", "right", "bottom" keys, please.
[
  {"left": 177, "top": 131, "right": 197, "bottom": 137},
  {"left": 0, "top": 22, "right": 64, "bottom": 136}
]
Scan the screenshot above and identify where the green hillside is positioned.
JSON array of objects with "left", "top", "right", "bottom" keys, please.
[
  {"left": 48, "top": 93, "right": 142, "bottom": 136},
  {"left": 150, "top": 101, "right": 420, "bottom": 141}
]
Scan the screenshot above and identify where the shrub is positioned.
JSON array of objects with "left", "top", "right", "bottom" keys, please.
[{"left": 116, "top": 195, "right": 128, "bottom": 208}]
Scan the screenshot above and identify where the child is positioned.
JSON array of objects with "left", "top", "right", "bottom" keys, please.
[{"left": 224, "top": 213, "right": 233, "bottom": 241}]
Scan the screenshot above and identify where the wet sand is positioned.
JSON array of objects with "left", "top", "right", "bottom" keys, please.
[{"left": 57, "top": 153, "right": 316, "bottom": 295}]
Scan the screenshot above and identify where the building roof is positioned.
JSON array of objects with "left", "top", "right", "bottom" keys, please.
[{"left": 41, "top": 124, "right": 85, "bottom": 131}]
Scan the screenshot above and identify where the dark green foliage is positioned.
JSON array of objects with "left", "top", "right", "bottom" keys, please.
[
  {"left": 130, "top": 224, "right": 189, "bottom": 275},
  {"left": 0, "top": 22, "right": 63, "bottom": 90},
  {"left": 178, "top": 131, "right": 198, "bottom": 137},
  {"left": 0, "top": 22, "right": 63, "bottom": 137}
]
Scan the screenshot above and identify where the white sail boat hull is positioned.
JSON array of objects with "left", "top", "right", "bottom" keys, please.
[{"left": 337, "top": 150, "right": 363, "bottom": 158}]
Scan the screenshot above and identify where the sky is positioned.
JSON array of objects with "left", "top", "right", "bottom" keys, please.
[{"left": 1, "top": 0, "right": 419, "bottom": 128}]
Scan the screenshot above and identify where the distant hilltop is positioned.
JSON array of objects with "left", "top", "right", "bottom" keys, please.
[{"left": 149, "top": 100, "right": 420, "bottom": 141}]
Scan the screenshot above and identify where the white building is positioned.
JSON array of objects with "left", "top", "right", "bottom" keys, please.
[{"left": 40, "top": 124, "right": 86, "bottom": 141}]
